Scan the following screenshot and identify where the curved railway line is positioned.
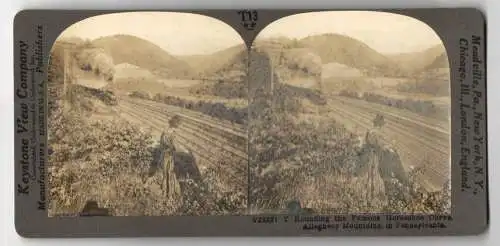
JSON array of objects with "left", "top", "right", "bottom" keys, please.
[
  {"left": 122, "top": 97, "right": 247, "bottom": 147},
  {"left": 118, "top": 101, "right": 247, "bottom": 160},
  {"left": 114, "top": 96, "right": 248, "bottom": 192}
]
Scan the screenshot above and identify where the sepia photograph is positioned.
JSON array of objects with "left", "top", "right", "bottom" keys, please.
[
  {"left": 248, "top": 11, "right": 451, "bottom": 215},
  {"left": 12, "top": 7, "right": 489, "bottom": 237},
  {"left": 47, "top": 12, "right": 249, "bottom": 216},
  {"left": 47, "top": 10, "right": 452, "bottom": 218}
]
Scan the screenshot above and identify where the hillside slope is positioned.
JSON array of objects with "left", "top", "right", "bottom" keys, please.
[
  {"left": 91, "top": 34, "right": 194, "bottom": 79},
  {"left": 178, "top": 44, "right": 247, "bottom": 79},
  {"left": 388, "top": 44, "right": 448, "bottom": 74},
  {"left": 297, "top": 34, "right": 407, "bottom": 77},
  {"left": 178, "top": 45, "right": 248, "bottom": 99},
  {"left": 424, "top": 52, "right": 449, "bottom": 70},
  {"left": 253, "top": 34, "right": 409, "bottom": 78}
]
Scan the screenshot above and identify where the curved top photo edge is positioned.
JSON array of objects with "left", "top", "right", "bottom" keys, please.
[
  {"left": 51, "top": 11, "right": 247, "bottom": 55},
  {"left": 48, "top": 11, "right": 250, "bottom": 92},
  {"left": 253, "top": 10, "right": 449, "bottom": 59},
  {"left": 251, "top": 10, "right": 452, "bottom": 124}
]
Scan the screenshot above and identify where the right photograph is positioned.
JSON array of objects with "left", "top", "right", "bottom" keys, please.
[{"left": 248, "top": 11, "right": 451, "bottom": 214}]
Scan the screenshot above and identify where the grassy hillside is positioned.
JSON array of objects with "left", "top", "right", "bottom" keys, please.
[
  {"left": 91, "top": 34, "right": 194, "bottom": 79},
  {"left": 174, "top": 45, "right": 248, "bottom": 99},
  {"left": 90, "top": 35, "right": 248, "bottom": 100},
  {"left": 297, "top": 34, "right": 407, "bottom": 77},
  {"left": 388, "top": 44, "right": 448, "bottom": 74},
  {"left": 424, "top": 52, "right": 449, "bottom": 70},
  {"left": 253, "top": 34, "right": 411, "bottom": 78},
  {"left": 177, "top": 44, "right": 249, "bottom": 99},
  {"left": 178, "top": 44, "right": 248, "bottom": 79},
  {"left": 253, "top": 35, "right": 451, "bottom": 98},
  {"left": 394, "top": 51, "right": 450, "bottom": 97}
]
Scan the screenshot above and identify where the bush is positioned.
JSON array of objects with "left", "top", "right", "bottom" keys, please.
[
  {"left": 249, "top": 108, "right": 360, "bottom": 210},
  {"left": 152, "top": 93, "right": 248, "bottom": 125},
  {"left": 129, "top": 90, "right": 151, "bottom": 100},
  {"left": 249, "top": 82, "right": 355, "bottom": 209},
  {"left": 339, "top": 90, "right": 448, "bottom": 121},
  {"left": 48, "top": 107, "right": 177, "bottom": 216}
]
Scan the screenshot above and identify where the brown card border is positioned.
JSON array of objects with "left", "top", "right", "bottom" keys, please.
[{"left": 13, "top": 8, "right": 488, "bottom": 237}]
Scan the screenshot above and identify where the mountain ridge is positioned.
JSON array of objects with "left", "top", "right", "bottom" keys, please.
[{"left": 90, "top": 34, "right": 194, "bottom": 79}]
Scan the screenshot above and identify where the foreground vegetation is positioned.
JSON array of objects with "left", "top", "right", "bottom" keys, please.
[
  {"left": 48, "top": 87, "right": 248, "bottom": 216},
  {"left": 49, "top": 85, "right": 450, "bottom": 216},
  {"left": 49, "top": 105, "right": 176, "bottom": 216},
  {"left": 249, "top": 83, "right": 451, "bottom": 214},
  {"left": 48, "top": 43, "right": 247, "bottom": 216}
]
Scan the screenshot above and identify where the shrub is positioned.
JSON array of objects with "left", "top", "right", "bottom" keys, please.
[
  {"left": 129, "top": 90, "right": 151, "bottom": 100},
  {"left": 47, "top": 107, "right": 173, "bottom": 216},
  {"left": 338, "top": 90, "right": 448, "bottom": 121},
  {"left": 152, "top": 93, "right": 248, "bottom": 125}
]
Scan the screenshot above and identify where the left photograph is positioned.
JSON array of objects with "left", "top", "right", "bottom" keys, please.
[{"left": 47, "top": 12, "right": 249, "bottom": 217}]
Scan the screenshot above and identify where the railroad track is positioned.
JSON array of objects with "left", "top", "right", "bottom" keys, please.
[
  {"left": 122, "top": 97, "right": 247, "bottom": 134},
  {"left": 336, "top": 95, "right": 450, "bottom": 131},
  {"left": 335, "top": 96, "right": 450, "bottom": 146},
  {"left": 114, "top": 98, "right": 248, "bottom": 189},
  {"left": 327, "top": 96, "right": 451, "bottom": 191},
  {"left": 118, "top": 101, "right": 247, "bottom": 159}
]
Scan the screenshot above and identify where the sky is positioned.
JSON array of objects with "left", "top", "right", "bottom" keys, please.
[
  {"left": 58, "top": 11, "right": 444, "bottom": 56},
  {"left": 256, "top": 11, "right": 444, "bottom": 54},
  {"left": 58, "top": 12, "right": 245, "bottom": 56}
]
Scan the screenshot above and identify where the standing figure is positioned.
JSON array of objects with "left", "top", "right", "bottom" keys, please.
[{"left": 355, "top": 114, "right": 410, "bottom": 209}]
